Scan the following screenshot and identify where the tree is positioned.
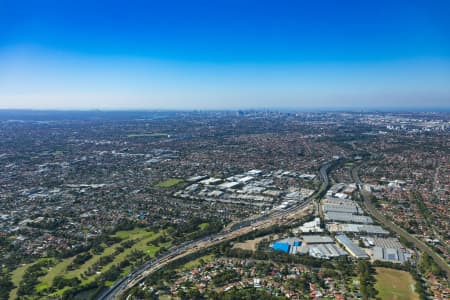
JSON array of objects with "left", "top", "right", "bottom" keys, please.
[
  {"left": 0, "top": 273, "right": 14, "bottom": 300},
  {"left": 357, "top": 261, "right": 377, "bottom": 300}
]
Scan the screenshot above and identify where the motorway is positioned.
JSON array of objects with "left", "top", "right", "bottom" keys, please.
[
  {"left": 351, "top": 165, "right": 450, "bottom": 279},
  {"left": 97, "top": 161, "right": 334, "bottom": 300}
]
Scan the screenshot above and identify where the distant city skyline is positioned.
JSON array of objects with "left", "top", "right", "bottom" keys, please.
[{"left": 1, "top": 0, "right": 450, "bottom": 109}]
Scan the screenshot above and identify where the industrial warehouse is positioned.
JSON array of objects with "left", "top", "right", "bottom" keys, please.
[
  {"left": 362, "top": 237, "right": 412, "bottom": 263},
  {"left": 326, "top": 223, "right": 389, "bottom": 235},
  {"left": 269, "top": 182, "right": 412, "bottom": 264},
  {"left": 322, "top": 196, "right": 374, "bottom": 224},
  {"left": 335, "top": 234, "right": 369, "bottom": 259},
  {"left": 271, "top": 235, "right": 347, "bottom": 259},
  {"left": 175, "top": 170, "right": 315, "bottom": 209}
]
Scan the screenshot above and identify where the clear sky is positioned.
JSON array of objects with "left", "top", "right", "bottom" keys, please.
[{"left": 1, "top": 0, "right": 449, "bottom": 110}]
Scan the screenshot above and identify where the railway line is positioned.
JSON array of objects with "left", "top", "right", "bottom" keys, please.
[{"left": 352, "top": 165, "right": 450, "bottom": 278}]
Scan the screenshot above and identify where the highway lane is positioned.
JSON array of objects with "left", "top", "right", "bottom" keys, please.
[
  {"left": 97, "top": 161, "right": 334, "bottom": 300},
  {"left": 351, "top": 166, "right": 450, "bottom": 279}
]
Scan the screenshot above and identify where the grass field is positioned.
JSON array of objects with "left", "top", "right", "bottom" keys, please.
[
  {"left": 114, "top": 226, "right": 156, "bottom": 240},
  {"left": 198, "top": 223, "right": 209, "bottom": 230},
  {"left": 10, "top": 263, "right": 32, "bottom": 299},
  {"left": 9, "top": 258, "right": 54, "bottom": 298},
  {"left": 98, "top": 232, "right": 171, "bottom": 279},
  {"left": 155, "top": 178, "right": 184, "bottom": 188},
  {"left": 38, "top": 257, "right": 75, "bottom": 290},
  {"left": 375, "top": 267, "right": 419, "bottom": 300},
  {"left": 9, "top": 227, "right": 170, "bottom": 299},
  {"left": 176, "top": 254, "right": 215, "bottom": 272}
]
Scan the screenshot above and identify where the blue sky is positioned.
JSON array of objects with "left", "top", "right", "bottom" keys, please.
[{"left": 1, "top": 0, "right": 449, "bottom": 109}]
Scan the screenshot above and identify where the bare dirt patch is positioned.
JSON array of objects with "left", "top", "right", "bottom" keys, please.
[{"left": 232, "top": 234, "right": 279, "bottom": 251}]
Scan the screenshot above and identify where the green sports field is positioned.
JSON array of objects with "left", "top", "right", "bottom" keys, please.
[
  {"left": 155, "top": 178, "right": 184, "bottom": 188},
  {"left": 375, "top": 267, "right": 419, "bottom": 300}
]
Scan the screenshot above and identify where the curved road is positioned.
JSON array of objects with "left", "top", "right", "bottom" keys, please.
[
  {"left": 352, "top": 166, "right": 450, "bottom": 279},
  {"left": 97, "top": 161, "right": 335, "bottom": 300}
]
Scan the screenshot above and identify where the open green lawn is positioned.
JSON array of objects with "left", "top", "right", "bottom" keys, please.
[
  {"left": 39, "top": 257, "right": 75, "bottom": 289},
  {"left": 155, "top": 178, "right": 184, "bottom": 188},
  {"left": 10, "top": 263, "right": 32, "bottom": 299},
  {"left": 48, "top": 286, "right": 71, "bottom": 298},
  {"left": 375, "top": 267, "right": 419, "bottom": 300},
  {"left": 198, "top": 223, "right": 209, "bottom": 230},
  {"left": 11, "top": 264, "right": 29, "bottom": 287},
  {"left": 9, "top": 258, "right": 54, "bottom": 298},
  {"left": 114, "top": 227, "right": 155, "bottom": 240},
  {"left": 176, "top": 254, "right": 215, "bottom": 272}
]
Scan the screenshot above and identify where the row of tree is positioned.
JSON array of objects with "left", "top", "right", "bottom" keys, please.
[{"left": 357, "top": 261, "right": 377, "bottom": 300}]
